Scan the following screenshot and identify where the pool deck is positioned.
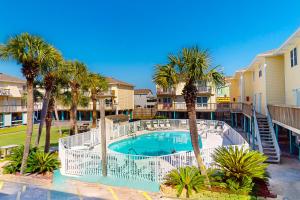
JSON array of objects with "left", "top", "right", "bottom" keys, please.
[{"left": 0, "top": 178, "right": 162, "bottom": 200}]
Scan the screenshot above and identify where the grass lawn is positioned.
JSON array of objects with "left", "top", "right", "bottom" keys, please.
[{"left": 0, "top": 124, "right": 70, "bottom": 147}]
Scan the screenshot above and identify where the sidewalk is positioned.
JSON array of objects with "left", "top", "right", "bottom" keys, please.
[{"left": 268, "top": 156, "right": 300, "bottom": 200}]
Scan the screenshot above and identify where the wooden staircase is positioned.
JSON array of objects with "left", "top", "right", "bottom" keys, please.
[{"left": 256, "top": 114, "right": 280, "bottom": 163}]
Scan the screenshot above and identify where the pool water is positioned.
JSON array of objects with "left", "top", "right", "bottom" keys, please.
[{"left": 108, "top": 131, "right": 202, "bottom": 156}]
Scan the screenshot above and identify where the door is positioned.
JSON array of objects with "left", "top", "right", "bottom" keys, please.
[{"left": 257, "top": 93, "right": 262, "bottom": 113}]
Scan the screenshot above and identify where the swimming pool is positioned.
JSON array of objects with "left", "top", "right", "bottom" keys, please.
[{"left": 108, "top": 131, "right": 202, "bottom": 156}]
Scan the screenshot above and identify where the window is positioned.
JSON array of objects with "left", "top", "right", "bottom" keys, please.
[
  {"left": 258, "top": 66, "right": 262, "bottom": 78},
  {"left": 197, "top": 97, "right": 208, "bottom": 106},
  {"left": 291, "top": 48, "right": 298, "bottom": 67}
]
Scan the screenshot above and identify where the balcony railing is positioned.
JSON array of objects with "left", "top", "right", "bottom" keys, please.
[
  {"left": 0, "top": 105, "right": 41, "bottom": 113},
  {"left": 268, "top": 104, "right": 300, "bottom": 130},
  {"left": 0, "top": 88, "right": 10, "bottom": 96},
  {"left": 197, "top": 86, "right": 212, "bottom": 94},
  {"left": 156, "top": 88, "right": 176, "bottom": 96},
  {"left": 157, "top": 102, "right": 246, "bottom": 112}
]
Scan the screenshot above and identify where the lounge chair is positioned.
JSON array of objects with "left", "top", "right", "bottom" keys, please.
[
  {"left": 159, "top": 123, "right": 169, "bottom": 130},
  {"left": 153, "top": 123, "right": 159, "bottom": 129},
  {"left": 146, "top": 123, "right": 155, "bottom": 131},
  {"left": 165, "top": 121, "right": 171, "bottom": 129}
]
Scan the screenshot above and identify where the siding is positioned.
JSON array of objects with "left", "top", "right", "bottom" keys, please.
[
  {"left": 265, "top": 56, "right": 285, "bottom": 105},
  {"left": 284, "top": 42, "right": 300, "bottom": 106}
]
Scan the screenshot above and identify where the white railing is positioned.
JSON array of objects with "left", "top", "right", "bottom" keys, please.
[
  {"left": 265, "top": 106, "right": 281, "bottom": 161},
  {"left": 59, "top": 119, "right": 248, "bottom": 183},
  {"left": 253, "top": 109, "right": 263, "bottom": 152}
]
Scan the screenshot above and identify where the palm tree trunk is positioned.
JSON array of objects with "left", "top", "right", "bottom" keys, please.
[
  {"left": 100, "top": 98, "right": 107, "bottom": 176},
  {"left": 35, "top": 89, "right": 51, "bottom": 147},
  {"left": 53, "top": 99, "right": 62, "bottom": 136},
  {"left": 44, "top": 97, "right": 54, "bottom": 153},
  {"left": 70, "top": 88, "right": 78, "bottom": 135},
  {"left": 92, "top": 94, "right": 97, "bottom": 128},
  {"left": 184, "top": 83, "right": 210, "bottom": 188},
  {"left": 20, "top": 80, "right": 34, "bottom": 174}
]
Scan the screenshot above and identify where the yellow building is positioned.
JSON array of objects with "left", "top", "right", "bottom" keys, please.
[
  {"left": 156, "top": 81, "right": 218, "bottom": 119},
  {"left": 229, "top": 27, "right": 300, "bottom": 161}
]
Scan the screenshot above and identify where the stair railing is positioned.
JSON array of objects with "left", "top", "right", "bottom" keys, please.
[
  {"left": 266, "top": 106, "right": 281, "bottom": 162},
  {"left": 253, "top": 107, "right": 263, "bottom": 153}
]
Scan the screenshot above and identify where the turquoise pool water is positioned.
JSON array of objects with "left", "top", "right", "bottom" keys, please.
[{"left": 108, "top": 131, "right": 202, "bottom": 156}]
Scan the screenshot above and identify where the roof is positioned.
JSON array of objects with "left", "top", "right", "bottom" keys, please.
[
  {"left": 134, "top": 89, "right": 152, "bottom": 95},
  {"left": 0, "top": 73, "right": 26, "bottom": 84},
  {"left": 105, "top": 77, "right": 134, "bottom": 87}
]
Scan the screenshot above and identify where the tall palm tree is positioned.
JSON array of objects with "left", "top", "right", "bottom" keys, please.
[
  {"left": 35, "top": 47, "right": 63, "bottom": 147},
  {"left": 88, "top": 73, "right": 108, "bottom": 128},
  {"left": 0, "top": 33, "right": 57, "bottom": 174},
  {"left": 153, "top": 47, "right": 224, "bottom": 187},
  {"left": 61, "top": 61, "right": 89, "bottom": 135}
]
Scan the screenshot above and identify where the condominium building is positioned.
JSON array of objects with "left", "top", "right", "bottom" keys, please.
[
  {"left": 0, "top": 74, "right": 134, "bottom": 126},
  {"left": 55, "top": 77, "right": 135, "bottom": 121},
  {"left": 156, "top": 81, "right": 220, "bottom": 119},
  {"left": 0, "top": 73, "right": 27, "bottom": 127},
  {"left": 229, "top": 27, "right": 300, "bottom": 161}
]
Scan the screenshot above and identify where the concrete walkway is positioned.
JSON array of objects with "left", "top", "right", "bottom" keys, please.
[
  {"left": 0, "top": 180, "right": 162, "bottom": 200},
  {"left": 268, "top": 156, "right": 300, "bottom": 200}
]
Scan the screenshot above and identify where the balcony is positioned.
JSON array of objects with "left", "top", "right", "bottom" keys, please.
[
  {"left": 196, "top": 86, "right": 212, "bottom": 94},
  {"left": 0, "top": 88, "right": 10, "bottom": 96},
  {"left": 156, "top": 88, "right": 176, "bottom": 96},
  {"left": 268, "top": 104, "right": 300, "bottom": 130},
  {"left": 0, "top": 105, "right": 27, "bottom": 113}
]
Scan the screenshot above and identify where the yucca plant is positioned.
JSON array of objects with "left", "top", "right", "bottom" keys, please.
[
  {"left": 212, "top": 146, "right": 268, "bottom": 181},
  {"left": 164, "top": 166, "right": 205, "bottom": 198},
  {"left": 26, "top": 151, "right": 60, "bottom": 174}
]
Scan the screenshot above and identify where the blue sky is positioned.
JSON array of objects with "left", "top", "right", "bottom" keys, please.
[{"left": 0, "top": 0, "right": 300, "bottom": 92}]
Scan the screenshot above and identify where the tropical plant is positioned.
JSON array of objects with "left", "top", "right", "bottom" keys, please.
[
  {"left": 0, "top": 33, "right": 59, "bottom": 174},
  {"left": 225, "top": 176, "right": 254, "bottom": 194},
  {"left": 60, "top": 61, "right": 89, "bottom": 135},
  {"left": 3, "top": 146, "right": 37, "bottom": 174},
  {"left": 212, "top": 146, "right": 268, "bottom": 194},
  {"left": 212, "top": 146, "right": 268, "bottom": 181},
  {"left": 154, "top": 47, "right": 224, "bottom": 186},
  {"left": 164, "top": 166, "right": 205, "bottom": 198},
  {"left": 87, "top": 73, "right": 108, "bottom": 128},
  {"left": 26, "top": 151, "right": 60, "bottom": 174},
  {"left": 35, "top": 48, "right": 63, "bottom": 147}
]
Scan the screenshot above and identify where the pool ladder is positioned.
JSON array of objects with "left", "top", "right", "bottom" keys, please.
[{"left": 128, "top": 148, "right": 138, "bottom": 155}]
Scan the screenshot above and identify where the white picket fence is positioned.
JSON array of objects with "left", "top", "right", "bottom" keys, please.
[{"left": 59, "top": 119, "right": 248, "bottom": 183}]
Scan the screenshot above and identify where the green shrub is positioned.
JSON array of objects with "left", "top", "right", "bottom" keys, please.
[
  {"left": 3, "top": 146, "right": 37, "bottom": 174},
  {"left": 211, "top": 146, "right": 269, "bottom": 194},
  {"left": 26, "top": 151, "right": 60, "bottom": 174},
  {"left": 212, "top": 146, "right": 268, "bottom": 180},
  {"left": 3, "top": 146, "right": 59, "bottom": 174},
  {"left": 164, "top": 166, "right": 204, "bottom": 198},
  {"left": 226, "top": 176, "right": 254, "bottom": 194}
]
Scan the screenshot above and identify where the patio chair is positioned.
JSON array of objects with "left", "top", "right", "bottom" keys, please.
[
  {"left": 153, "top": 123, "right": 159, "bottom": 130},
  {"left": 165, "top": 121, "right": 171, "bottom": 129},
  {"left": 146, "top": 123, "right": 155, "bottom": 131}
]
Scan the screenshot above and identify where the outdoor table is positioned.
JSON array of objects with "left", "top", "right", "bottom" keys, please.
[{"left": 0, "top": 144, "right": 19, "bottom": 158}]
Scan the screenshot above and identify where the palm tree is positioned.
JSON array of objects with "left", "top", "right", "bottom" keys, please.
[
  {"left": 88, "top": 73, "right": 108, "bottom": 128},
  {"left": 153, "top": 47, "right": 224, "bottom": 187},
  {"left": 0, "top": 33, "right": 57, "bottom": 174},
  {"left": 61, "top": 61, "right": 89, "bottom": 135},
  {"left": 35, "top": 47, "right": 63, "bottom": 147}
]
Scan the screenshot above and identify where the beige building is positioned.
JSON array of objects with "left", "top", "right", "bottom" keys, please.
[
  {"left": 156, "top": 81, "right": 218, "bottom": 119},
  {"left": 0, "top": 73, "right": 27, "bottom": 127},
  {"left": 0, "top": 74, "right": 135, "bottom": 126}
]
